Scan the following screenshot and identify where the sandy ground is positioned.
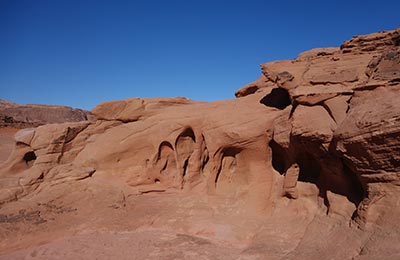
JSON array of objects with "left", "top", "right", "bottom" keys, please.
[
  {"left": 0, "top": 229, "right": 253, "bottom": 260},
  {"left": 0, "top": 182, "right": 317, "bottom": 260},
  {"left": 0, "top": 170, "right": 397, "bottom": 260}
]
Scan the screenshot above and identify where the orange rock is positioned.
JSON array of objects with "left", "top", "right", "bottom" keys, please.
[{"left": 1, "top": 28, "right": 400, "bottom": 260}]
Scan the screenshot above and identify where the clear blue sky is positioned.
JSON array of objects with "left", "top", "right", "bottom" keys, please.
[{"left": 1, "top": 0, "right": 399, "bottom": 110}]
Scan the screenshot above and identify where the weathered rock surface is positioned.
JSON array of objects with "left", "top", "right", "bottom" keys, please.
[
  {"left": 1, "top": 28, "right": 400, "bottom": 260},
  {"left": 0, "top": 100, "right": 94, "bottom": 166},
  {"left": 0, "top": 100, "right": 94, "bottom": 128}
]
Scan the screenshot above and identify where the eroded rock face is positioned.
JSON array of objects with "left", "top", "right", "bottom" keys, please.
[
  {"left": 237, "top": 28, "right": 400, "bottom": 232},
  {"left": 1, "top": 28, "right": 399, "bottom": 260},
  {"left": 0, "top": 100, "right": 94, "bottom": 128},
  {"left": 0, "top": 101, "right": 94, "bottom": 166}
]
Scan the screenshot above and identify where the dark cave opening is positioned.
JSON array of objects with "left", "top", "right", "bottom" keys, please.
[
  {"left": 269, "top": 139, "right": 325, "bottom": 203},
  {"left": 341, "top": 159, "right": 365, "bottom": 206},
  {"left": 23, "top": 151, "right": 36, "bottom": 167},
  {"left": 269, "top": 139, "right": 365, "bottom": 217},
  {"left": 269, "top": 139, "right": 321, "bottom": 183},
  {"left": 269, "top": 139, "right": 288, "bottom": 175},
  {"left": 296, "top": 152, "right": 321, "bottom": 183},
  {"left": 260, "top": 88, "right": 291, "bottom": 110}
]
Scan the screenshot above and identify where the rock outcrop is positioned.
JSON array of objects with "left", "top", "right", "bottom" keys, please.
[
  {"left": 0, "top": 28, "right": 399, "bottom": 260},
  {"left": 0, "top": 100, "right": 94, "bottom": 128},
  {"left": 236, "top": 27, "right": 400, "bottom": 231},
  {"left": 0, "top": 100, "right": 94, "bottom": 165}
]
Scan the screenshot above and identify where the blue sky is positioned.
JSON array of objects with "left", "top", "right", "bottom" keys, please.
[{"left": 1, "top": 0, "right": 399, "bottom": 110}]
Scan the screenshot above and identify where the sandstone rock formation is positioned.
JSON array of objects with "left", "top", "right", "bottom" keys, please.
[
  {"left": 0, "top": 28, "right": 399, "bottom": 260},
  {"left": 0, "top": 100, "right": 93, "bottom": 166},
  {"left": 0, "top": 100, "right": 93, "bottom": 128}
]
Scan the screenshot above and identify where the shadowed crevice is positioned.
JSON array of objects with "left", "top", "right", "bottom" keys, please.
[
  {"left": 260, "top": 88, "right": 291, "bottom": 110},
  {"left": 269, "top": 139, "right": 289, "bottom": 175},
  {"left": 23, "top": 151, "right": 37, "bottom": 167},
  {"left": 175, "top": 127, "right": 196, "bottom": 145}
]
